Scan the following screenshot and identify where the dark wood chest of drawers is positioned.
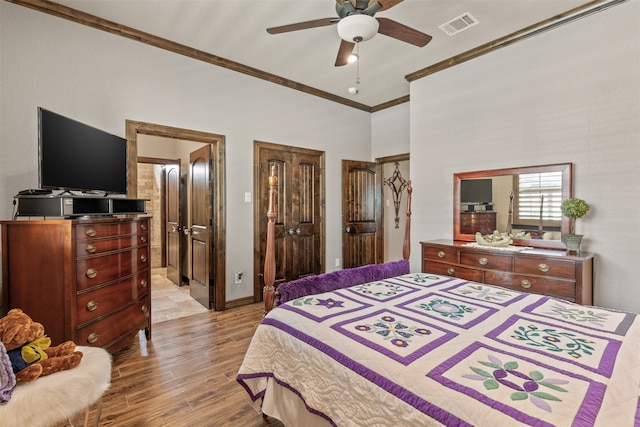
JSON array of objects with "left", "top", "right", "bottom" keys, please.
[
  {"left": 1, "top": 216, "right": 151, "bottom": 353},
  {"left": 460, "top": 212, "right": 497, "bottom": 235},
  {"left": 421, "top": 239, "right": 593, "bottom": 305}
]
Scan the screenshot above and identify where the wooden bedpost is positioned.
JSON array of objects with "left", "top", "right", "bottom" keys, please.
[
  {"left": 402, "top": 182, "right": 412, "bottom": 263},
  {"left": 263, "top": 164, "right": 277, "bottom": 316}
]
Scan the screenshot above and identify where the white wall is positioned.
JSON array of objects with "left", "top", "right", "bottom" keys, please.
[
  {"left": 0, "top": 2, "right": 372, "bottom": 302},
  {"left": 372, "top": 103, "right": 410, "bottom": 159},
  {"left": 409, "top": 1, "right": 640, "bottom": 313}
]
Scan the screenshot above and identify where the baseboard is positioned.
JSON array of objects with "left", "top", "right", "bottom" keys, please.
[{"left": 225, "top": 296, "right": 256, "bottom": 310}]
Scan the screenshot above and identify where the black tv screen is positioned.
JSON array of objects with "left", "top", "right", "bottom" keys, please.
[
  {"left": 460, "top": 178, "right": 493, "bottom": 204},
  {"left": 38, "top": 108, "right": 128, "bottom": 194}
]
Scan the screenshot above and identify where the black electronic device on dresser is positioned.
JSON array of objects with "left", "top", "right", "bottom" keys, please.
[
  {"left": 38, "top": 107, "right": 128, "bottom": 195},
  {"left": 11, "top": 108, "right": 146, "bottom": 219},
  {"left": 13, "top": 194, "right": 146, "bottom": 218}
]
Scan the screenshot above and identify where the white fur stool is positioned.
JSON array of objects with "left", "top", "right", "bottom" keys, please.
[{"left": 0, "top": 346, "right": 111, "bottom": 427}]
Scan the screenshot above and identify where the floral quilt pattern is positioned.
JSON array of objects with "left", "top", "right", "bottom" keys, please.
[{"left": 238, "top": 273, "right": 640, "bottom": 427}]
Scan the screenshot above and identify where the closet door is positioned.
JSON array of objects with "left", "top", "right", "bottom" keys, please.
[{"left": 255, "top": 143, "right": 324, "bottom": 300}]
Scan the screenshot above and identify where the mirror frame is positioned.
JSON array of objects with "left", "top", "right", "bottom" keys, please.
[{"left": 454, "top": 163, "right": 573, "bottom": 250}]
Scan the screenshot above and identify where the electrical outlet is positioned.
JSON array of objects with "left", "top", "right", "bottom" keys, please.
[
  {"left": 234, "top": 271, "right": 243, "bottom": 284},
  {"left": 335, "top": 258, "right": 340, "bottom": 267}
]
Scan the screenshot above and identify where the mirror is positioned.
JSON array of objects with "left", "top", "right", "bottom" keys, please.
[{"left": 454, "top": 163, "right": 572, "bottom": 250}]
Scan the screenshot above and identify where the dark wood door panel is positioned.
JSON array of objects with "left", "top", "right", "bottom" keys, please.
[
  {"left": 189, "top": 145, "right": 214, "bottom": 309},
  {"left": 342, "top": 160, "right": 381, "bottom": 268},
  {"left": 165, "top": 163, "right": 182, "bottom": 285},
  {"left": 255, "top": 143, "right": 324, "bottom": 301}
]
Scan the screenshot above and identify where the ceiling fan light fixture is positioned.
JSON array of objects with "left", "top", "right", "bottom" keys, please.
[
  {"left": 347, "top": 86, "right": 359, "bottom": 95},
  {"left": 347, "top": 53, "right": 358, "bottom": 63},
  {"left": 337, "top": 14, "right": 379, "bottom": 43}
]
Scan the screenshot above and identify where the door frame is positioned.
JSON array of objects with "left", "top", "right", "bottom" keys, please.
[
  {"left": 252, "top": 140, "right": 326, "bottom": 303},
  {"left": 126, "top": 120, "right": 227, "bottom": 311}
]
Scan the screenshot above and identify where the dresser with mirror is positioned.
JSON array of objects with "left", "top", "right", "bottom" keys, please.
[{"left": 421, "top": 163, "right": 594, "bottom": 305}]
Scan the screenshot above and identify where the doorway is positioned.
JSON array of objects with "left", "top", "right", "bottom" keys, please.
[
  {"left": 341, "top": 154, "right": 410, "bottom": 268},
  {"left": 379, "top": 154, "right": 410, "bottom": 262},
  {"left": 126, "top": 120, "right": 227, "bottom": 311}
]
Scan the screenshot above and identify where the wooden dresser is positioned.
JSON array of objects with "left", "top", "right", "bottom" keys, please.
[
  {"left": 1, "top": 216, "right": 151, "bottom": 353},
  {"left": 421, "top": 240, "right": 593, "bottom": 305},
  {"left": 460, "top": 212, "right": 497, "bottom": 235}
]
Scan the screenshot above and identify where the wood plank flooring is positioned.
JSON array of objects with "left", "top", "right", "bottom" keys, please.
[{"left": 91, "top": 303, "right": 285, "bottom": 426}]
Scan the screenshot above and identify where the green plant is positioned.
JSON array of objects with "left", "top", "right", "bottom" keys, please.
[{"left": 561, "top": 198, "right": 590, "bottom": 234}]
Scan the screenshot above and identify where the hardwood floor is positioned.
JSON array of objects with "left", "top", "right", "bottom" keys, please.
[{"left": 91, "top": 303, "right": 285, "bottom": 427}]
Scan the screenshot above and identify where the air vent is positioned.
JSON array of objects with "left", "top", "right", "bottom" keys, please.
[{"left": 439, "top": 12, "right": 479, "bottom": 36}]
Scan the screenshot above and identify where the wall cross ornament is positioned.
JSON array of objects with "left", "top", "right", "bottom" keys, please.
[{"left": 384, "top": 162, "right": 410, "bottom": 228}]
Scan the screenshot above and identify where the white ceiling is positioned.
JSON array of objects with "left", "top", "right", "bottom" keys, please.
[{"left": 51, "top": 0, "right": 591, "bottom": 108}]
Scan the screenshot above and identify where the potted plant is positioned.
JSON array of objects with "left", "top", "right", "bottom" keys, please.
[{"left": 561, "top": 198, "right": 590, "bottom": 254}]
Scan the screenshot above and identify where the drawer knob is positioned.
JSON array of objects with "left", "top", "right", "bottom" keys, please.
[
  {"left": 141, "top": 304, "right": 149, "bottom": 314},
  {"left": 141, "top": 236, "right": 148, "bottom": 243},
  {"left": 141, "top": 279, "right": 148, "bottom": 288},
  {"left": 140, "top": 224, "right": 147, "bottom": 231},
  {"left": 478, "top": 257, "right": 488, "bottom": 266},
  {"left": 86, "top": 300, "right": 99, "bottom": 312},
  {"left": 85, "top": 228, "right": 97, "bottom": 237},
  {"left": 538, "top": 263, "right": 550, "bottom": 273},
  {"left": 87, "top": 332, "right": 99, "bottom": 344},
  {"left": 86, "top": 268, "right": 98, "bottom": 279},
  {"left": 437, "top": 251, "right": 446, "bottom": 258},
  {"left": 140, "top": 255, "right": 148, "bottom": 263},
  {"left": 521, "top": 280, "right": 532, "bottom": 289},
  {"left": 85, "top": 244, "right": 97, "bottom": 254},
  {"left": 447, "top": 267, "right": 455, "bottom": 275}
]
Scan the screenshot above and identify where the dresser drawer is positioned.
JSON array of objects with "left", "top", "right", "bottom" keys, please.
[
  {"left": 76, "top": 220, "right": 149, "bottom": 240},
  {"left": 460, "top": 252, "right": 512, "bottom": 271},
  {"left": 76, "top": 234, "right": 149, "bottom": 256},
  {"left": 484, "top": 271, "right": 576, "bottom": 300},
  {"left": 514, "top": 257, "right": 576, "bottom": 280},
  {"left": 76, "top": 296, "right": 150, "bottom": 347},
  {"left": 425, "top": 261, "right": 484, "bottom": 282},
  {"left": 76, "top": 272, "right": 150, "bottom": 325},
  {"left": 76, "top": 247, "right": 149, "bottom": 290},
  {"left": 423, "top": 245, "right": 458, "bottom": 263},
  {"left": 461, "top": 216, "right": 494, "bottom": 226}
]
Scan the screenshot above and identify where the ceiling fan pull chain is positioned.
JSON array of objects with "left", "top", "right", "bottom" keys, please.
[{"left": 355, "top": 42, "right": 361, "bottom": 85}]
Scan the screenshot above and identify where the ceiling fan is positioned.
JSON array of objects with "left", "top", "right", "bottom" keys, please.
[{"left": 266, "top": 0, "right": 432, "bottom": 66}]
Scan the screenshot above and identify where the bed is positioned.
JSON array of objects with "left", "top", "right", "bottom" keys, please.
[{"left": 237, "top": 168, "right": 640, "bottom": 426}]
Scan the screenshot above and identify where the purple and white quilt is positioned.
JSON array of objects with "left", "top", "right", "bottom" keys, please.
[{"left": 237, "top": 274, "right": 640, "bottom": 426}]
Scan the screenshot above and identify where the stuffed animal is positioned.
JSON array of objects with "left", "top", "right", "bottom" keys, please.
[{"left": 0, "top": 308, "right": 83, "bottom": 382}]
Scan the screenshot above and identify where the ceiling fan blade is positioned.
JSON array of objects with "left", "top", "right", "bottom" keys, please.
[
  {"left": 335, "top": 39, "right": 355, "bottom": 66},
  {"left": 376, "top": 17, "right": 432, "bottom": 47},
  {"left": 267, "top": 18, "right": 337, "bottom": 35},
  {"left": 370, "top": 0, "right": 404, "bottom": 12}
]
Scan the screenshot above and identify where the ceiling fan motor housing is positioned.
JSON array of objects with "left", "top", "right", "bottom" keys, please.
[{"left": 337, "top": 14, "right": 379, "bottom": 42}]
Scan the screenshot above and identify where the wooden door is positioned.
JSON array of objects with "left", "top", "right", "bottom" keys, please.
[
  {"left": 254, "top": 143, "right": 324, "bottom": 301},
  {"left": 189, "top": 145, "right": 214, "bottom": 308},
  {"left": 342, "top": 160, "right": 382, "bottom": 268},
  {"left": 165, "top": 163, "right": 183, "bottom": 285}
]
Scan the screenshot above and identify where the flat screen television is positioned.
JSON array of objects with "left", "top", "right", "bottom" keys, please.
[
  {"left": 38, "top": 108, "right": 128, "bottom": 195},
  {"left": 460, "top": 178, "right": 492, "bottom": 204}
]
